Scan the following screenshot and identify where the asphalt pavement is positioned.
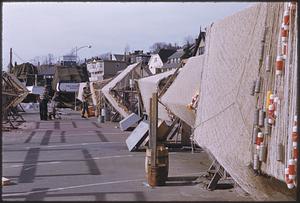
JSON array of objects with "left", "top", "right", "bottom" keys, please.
[{"left": 2, "top": 108, "right": 253, "bottom": 201}]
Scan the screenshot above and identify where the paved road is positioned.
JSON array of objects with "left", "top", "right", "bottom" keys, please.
[{"left": 2, "top": 109, "right": 252, "bottom": 201}]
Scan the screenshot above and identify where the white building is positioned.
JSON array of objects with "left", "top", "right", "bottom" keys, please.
[
  {"left": 87, "top": 59, "right": 127, "bottom": 82},
  {"left": 147, "top": 49, "right": 176, "bottom": 74},
  {"left": 87, "top": 60, "right": 104, "bottom": 82},
  {"left": 148, "top": 54, "right": 163, "bottom": 74}
]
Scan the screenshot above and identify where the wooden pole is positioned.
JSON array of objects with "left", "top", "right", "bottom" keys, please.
[
  {"left": 150, "top": 92, "right": 158, "bottom": 168},
  {"left": 148, "top": 92, "right": 158, "bottom": 187}
]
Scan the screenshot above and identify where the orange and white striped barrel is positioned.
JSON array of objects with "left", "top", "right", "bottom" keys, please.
[
  {"left": 281, "top": 28, "right": 288, "bottom": 43},
  {"left": 288, "top": 159, "right": 296, "bottom": 180},
  {"left": 276, "top": 55, "right": 284, "bottom": 75},
  {"left": 256, "top": 132, "right": 264, "bottom": 149},
  {"left": 281, "top": 26, "right": 288, "bottom": 37},
  {"left": 292, "top": 125, "right": 298, "bottom": 161},
  {"left": 287, "top": 178, "right": 295, "bottom": 189},
  {"left": 282, "top": 24, "right": 289, "bottom": 31},
  {"left": 292, "top": 126, "right": 298, "bottom": 142},
  {"left": 293, "top": 147, "right": 298, "bottom": 161},
  {"left": 285, "top": 167, "right": 295, "bottom": 189},
  {"left": 268, "top": 104, "right": 275, "bottom": 116},
  {"left": 285, "top": 168, "right": 289, "bottom": 182},
  {"left": 283, "top": 10, "right": 290, "bottom": 25}
]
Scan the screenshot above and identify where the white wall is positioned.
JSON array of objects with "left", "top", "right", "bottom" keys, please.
[
  {"left": 147, "top": 54, "right": 163, "bottom": 74},
  {"left": 87, "top": 61, "right": 104, "bottom": 82}
]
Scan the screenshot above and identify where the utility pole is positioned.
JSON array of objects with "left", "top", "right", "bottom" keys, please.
[{"left": 9, "top": 48, "right": 13, "bottom": 73}]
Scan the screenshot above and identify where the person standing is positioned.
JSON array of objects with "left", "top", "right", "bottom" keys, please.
[
  {"left": 48, "top": 98, "right": 57, "bottom": 120},
  {"left": 39, "top": 86, "right": 50, "bottom": 120},
  {"left": 81, "top": 86, "right": 91, "bottom": 118},
  {"left": 38, "top": 94, "right": 44, "bottom": 120}
]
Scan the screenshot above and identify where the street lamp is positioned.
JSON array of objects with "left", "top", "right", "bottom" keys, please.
[
  {"left": 75, "top": 45, "right": 92, "bottom": 63},
  {"left": 72, "top": 45, "right": 91, "bottom": 111}
]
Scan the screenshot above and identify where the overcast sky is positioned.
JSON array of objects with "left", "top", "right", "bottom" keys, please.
[{"left": 2, "top": 2, "right": 254, "bottom": 70}]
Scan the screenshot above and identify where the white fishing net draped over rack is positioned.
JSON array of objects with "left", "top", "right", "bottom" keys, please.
[
  {"left": 138, "top": 70, "right": 177, "bottom": 121},
  {"left": 190, "top": 2, "right": 297, "bottom": 200},
  {"left": 160, "top": 55, "right": 205, "bottom": 127}
]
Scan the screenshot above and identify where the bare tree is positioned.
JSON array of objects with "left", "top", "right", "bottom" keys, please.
[
  {"left": 30, "top": 56, "right": 41, "bottom": 66},
  {"left": 39, "top": 53, "right": 55, "bottom": 65},
  {"left": 124, "top": 44, "right": 130, "bottom": 54},
  {"left": 184, "top": 35, "right": 195, "bottom": 46},
  {"left": 47, "top": 53, "right": 54, "bottom": 65},
  {"left": 149, "top": 42, "right": 179, "bottom": 53}
]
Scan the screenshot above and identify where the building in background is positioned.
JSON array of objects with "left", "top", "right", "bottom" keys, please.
[
  {"left": 111, "top": 54, "right": 125, "bottom": 61},
  {"left": 37, "top": 64, "right": 56, "bottom": 87},
  {"left": 148, "top": 48, "right": 176, "bottom": 74},
  {"left": 194, "top": 30, "right": 206, "bottom": 56},
  {"left": 160, "top": 49, "right": 185, "bottom": 72},
  {"left": 86, "top": 59, "right": 127, "bottom": 82},
  {"left": 60, "top": 55, "right": 77, "bottom": 66},
  {"left": 135, "top": 52, "right": 151, "bottom": 66}
]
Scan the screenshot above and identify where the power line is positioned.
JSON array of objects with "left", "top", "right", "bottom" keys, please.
[{"left": 12, "top": 52, "right": 26, "bottom": 63}]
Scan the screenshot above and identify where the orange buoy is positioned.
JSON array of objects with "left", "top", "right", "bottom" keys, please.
[
  {"left": 281, "top": 29, "right": 288, "bottom": 43},
  {"left": 256, "top": 132, "right": 264, "bottom": 149},
  {"left": 282, "top": 24, "right": 289, "bottom": 31},
  {"left": 287, "top": 179, "right": 295, "bottom": 189},
  {"left": 285, "top": 168, "right": 290, "bottom": 182},
  {"left": 292, "top": 126, "right": 298, "bottom": 142},
  {"left": 281, "top": 28, "right": 288, "bottom": 37},
  {"left": 269, "top": 94, "right": 274, "bottom": 104},
  {"left": 282, "top": 24, "right": 289, "bottom": 43},
  {"left": 288, "top": 159, "right": 296, "bottom": 180},
  {"left": 285, "top": 167, "right": 295, "bottom": 189},
  {"left": 293, "top": 147, "right": 298, "bottom": 161},
  {"left": 268, "top": 104, "right": 275, "bottom": 116},
  {"left": 283, "top": 10, "right": 290, "bottom": 25},
  {"left": 276, "top": 55, "right": 284, "bottom": 75}
]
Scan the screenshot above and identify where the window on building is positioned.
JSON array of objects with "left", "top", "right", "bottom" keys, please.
[{"left": 199, "top": 46, "right": 205, "bottom": 55}]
